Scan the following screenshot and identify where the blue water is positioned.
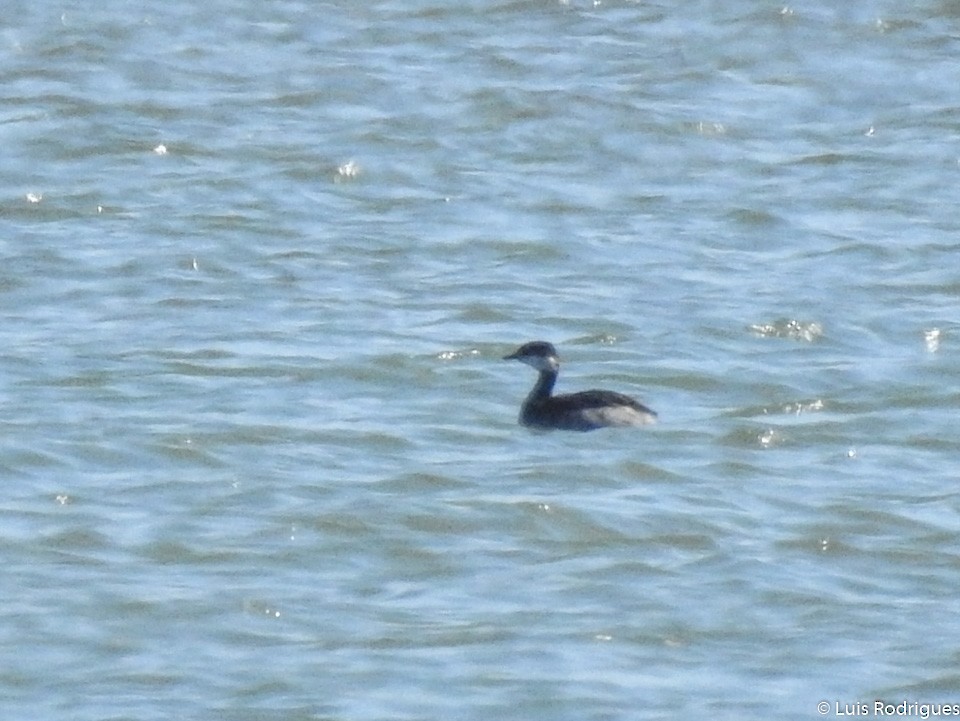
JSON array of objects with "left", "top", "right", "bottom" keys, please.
[{"left": 2, "top": 1, "right": 960, "bottom": 719}]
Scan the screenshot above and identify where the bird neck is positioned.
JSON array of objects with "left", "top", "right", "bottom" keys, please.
[{"left": 526, "top": 368, "right": 558, "bottom": 402}]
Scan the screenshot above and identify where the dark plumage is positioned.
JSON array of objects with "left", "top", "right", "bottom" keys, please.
[{"left": 503, "top": 341, "right": 657, "bottom": 432}]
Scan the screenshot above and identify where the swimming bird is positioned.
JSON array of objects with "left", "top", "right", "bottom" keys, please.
[{"left": 503, "top": 341, "right": 657, "bottom": 431}]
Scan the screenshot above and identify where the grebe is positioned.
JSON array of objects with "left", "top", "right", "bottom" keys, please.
[{"left": 503, "top": 341, "right": 657, "bottom": 432}]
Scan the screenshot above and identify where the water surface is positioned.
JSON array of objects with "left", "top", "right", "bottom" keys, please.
[{"left": 2, "top": 1, "right": 960, "bottom": 719}]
